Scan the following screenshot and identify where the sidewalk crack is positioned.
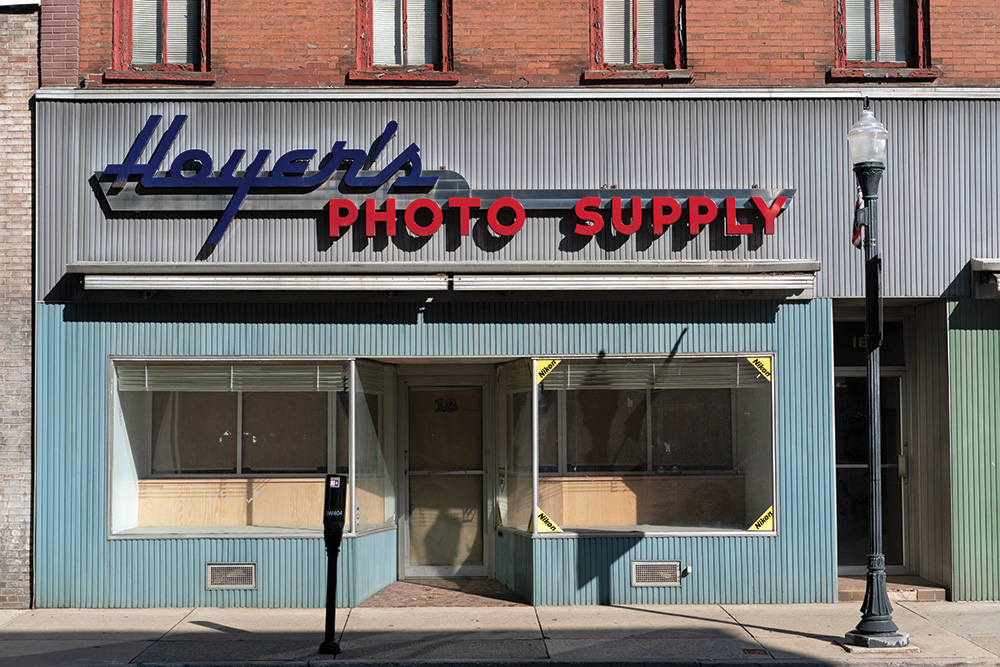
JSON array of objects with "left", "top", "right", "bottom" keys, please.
[
  {"left": 720, "top": 604, "right": 774, "bottom": 658},
  {"left": 158, "top": 607, "right": 196, "bottom": 641},
  {"left": 535, "top": 606, "right": 552, "bottom": 659}
]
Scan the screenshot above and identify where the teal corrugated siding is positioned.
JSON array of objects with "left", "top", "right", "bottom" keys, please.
[
  {"left": 37, "top": 531, "right": 389, "bottom": 609},
  {"left": 495, "top": 530, "right": 533, "bottom": 604},
  {"left": 344, "top": 529, "right": 397, "bottom": 606},
  {"left": 948, "top": 299, "right": 1000, "bottom": 601},
  {"left": 36, "top": 298, "right": 835, "bottom": 607},
  {"left": 531, "top": 298, "right": 837, "bottom": 605}
]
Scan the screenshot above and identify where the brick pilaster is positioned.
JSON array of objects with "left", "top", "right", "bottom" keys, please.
[{"left": 0, "top": 5, "right": 38, "bottom": 610}]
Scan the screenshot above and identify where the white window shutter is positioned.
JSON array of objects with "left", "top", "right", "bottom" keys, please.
[
  {"left": 165, "top": 0, "right": 199, "bottom": 65},
  {"left": 635, "top": 0, "right": 665, "bottom": 64},
  {"left": 132, "top": 0, "right": 162, "bottom": 65},
  {"left": 407, "top": 0, "right": 440, "bottom": 66},
  {"left": 603, "top": 0, "right": 630, "bottom": 64},
  {"left": 373, "top": 0, "right": 402, "bottom": 65}
]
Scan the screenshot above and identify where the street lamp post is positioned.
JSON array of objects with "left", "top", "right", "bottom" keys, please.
[{"left": 843, "top": 102, "right": 909, "bottom": 649}]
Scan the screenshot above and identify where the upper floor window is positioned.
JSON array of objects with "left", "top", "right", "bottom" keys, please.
[
  {"left": 373, "top": 0, "right": 439, "bottom": 67},
  {"left": 585, "top": 0, "right": 688, "bottom": 82},
  {"left": 845, "top": 0, "right": 911, "bottom": 63},
  {"left": 132, "top": 0, "right": 202, "bottom": 68},
  {"left": 833, "top": 0, "right": 934, "bottom": 78},
  {"left": 351, "top": 0, "right": 457, "bottom": 83},
  {"left": 109, "top": 0, "right": 212, "bottom": 81}
]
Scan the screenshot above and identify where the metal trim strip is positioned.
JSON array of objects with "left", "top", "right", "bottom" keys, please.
[
  {"left": 84, "top": 274, "right": 450, "bottom": 291},
  {"left": 452, "top": 274, "right": 815, "bottom": 293},
  {"left": 35, "top": 87, "right": 1000, "bottom": 101},
  {"left": 70, "top": 260, "right": 822, "bottom": 275}
]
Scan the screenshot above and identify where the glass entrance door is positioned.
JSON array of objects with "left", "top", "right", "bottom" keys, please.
[
  {"left": 835, "top": 374, "right": 905, "bottom": 574},
  {"left": 403, "top": 385, "right": 487, "bottom": 578}
]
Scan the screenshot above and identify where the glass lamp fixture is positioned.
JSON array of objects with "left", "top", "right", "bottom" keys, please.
[{"left": 848, "top": 108, "right": 888, "bottom": 167}]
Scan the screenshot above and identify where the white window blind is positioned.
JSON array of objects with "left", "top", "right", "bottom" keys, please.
[
  {"left": 603, "top": 0, "right": 665, "bottom": 65},
  {"left": 166, "top": 0, "right": 200, "bottom": 66},
  {"left": 132, "top": 0, "right": 161, "bottom": 65},
  {"left": 132, "top": 0, "right": 199, "bottom": 66},
  {"left": 845, "top": 0, "right": 912, "bottom": 63},
  {"left": 539, "top": 359, "right": 771, "bottom": 391},
  {"left": 373, "top": 0, "right": 403, "bottom": 65},
  {"left": 373, "top": 0, "right": 440, "bottom": 66},
  {"left": 117, "top": 363, "right": 348, "bottom": 392},
  {"left": 407, "top": 0, "right": 440, "bottom": 66}
]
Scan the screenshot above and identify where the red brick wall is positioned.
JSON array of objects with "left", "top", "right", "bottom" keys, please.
[
  {"left": 48, "top": 3, "right": 1000, "bottom": 98},
  {"left": 929, "top": 0, "right": 1000, "bottom": 85},
  {"left": 452, "top": 0, "right": 588, "bottom": 87},
  {"left": 0, "top": 5, "right": 37, "bottom": 610},
  {"left": 209, "top": 0, "right": 354, "bottom": 86},
  {"left": 687, "top": 0, "right": 834, "bottom": 86}
]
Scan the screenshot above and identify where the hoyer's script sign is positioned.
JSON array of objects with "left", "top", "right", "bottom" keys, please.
[{"left": 95, "top": 115, "right": 794, "bottom": 250}]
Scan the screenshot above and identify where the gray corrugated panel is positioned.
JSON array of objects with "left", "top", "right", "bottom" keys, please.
[
  {"left": 905, "top": 301, "right": 952, "bottom": 591},
  {"left": 37, "top": 98, "right": 1000, "bottom": 301}
]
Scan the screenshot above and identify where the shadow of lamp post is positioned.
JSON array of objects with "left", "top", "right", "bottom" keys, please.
[{"left": 843, "top": 101, "right": 909, "bottom": 649}]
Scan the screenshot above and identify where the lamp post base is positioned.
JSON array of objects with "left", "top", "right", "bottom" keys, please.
[
  {"left": 318, "top": 639, "right": 342, "bottom": 655},
  {"left": 844, "top": 629, "right": 910, "bottom": 648}
]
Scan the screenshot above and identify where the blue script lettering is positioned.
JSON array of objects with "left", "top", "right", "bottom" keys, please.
[{"left": 100, "top": 115, "right": 439, "bottom": 245}]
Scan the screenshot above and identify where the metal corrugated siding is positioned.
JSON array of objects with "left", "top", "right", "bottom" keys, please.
[
  {"left": 343, "top": 529, "right": 398, "bottom": 607},
  {"left": 36, "top": 99, "right": 1000, "bottom": 301},
  {"left": 530, "top": 299, "right": 836, "bottom": 605},
  {"left": 948, "top": 299, "right": 1000, "bottom": 602},
  {"left": 904, "top": 302, "right": 953, "bottom": 590},
  {"left": 35, "top": 297, "right": 833, "bottom": 607},
  {"left": 495, "top": 531, "right": 534, "bottom": 604}
]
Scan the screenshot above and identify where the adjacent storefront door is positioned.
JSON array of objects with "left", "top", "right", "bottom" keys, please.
[
  {"left": 400, "top": 376, "right": 491, "bottom": 578},
  {"left": 834, "top": 373, "right": 906, "bottom": 574},
  {"left": 833, "top": 321, "right": 907, "bottom": 574}
]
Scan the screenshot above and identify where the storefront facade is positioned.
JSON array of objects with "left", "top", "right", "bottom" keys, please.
[{"left": 33, "top": 90, "right": 1000, "bottom": 607}]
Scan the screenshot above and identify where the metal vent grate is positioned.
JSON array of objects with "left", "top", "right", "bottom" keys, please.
[
  {"left": 631, "top": 561, "right": 682, "bottom": 587},
  {"left": 207, "top": 563, "right": 256, "bottom": 589}
]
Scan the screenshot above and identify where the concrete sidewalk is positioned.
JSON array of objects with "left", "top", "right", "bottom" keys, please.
[{"left": 2, "top": 601, "right": 1000, "bottom": 667}]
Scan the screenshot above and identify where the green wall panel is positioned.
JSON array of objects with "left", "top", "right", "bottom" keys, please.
[{"left": 949, "top": 300, "right": 1000, "bottom": 601}]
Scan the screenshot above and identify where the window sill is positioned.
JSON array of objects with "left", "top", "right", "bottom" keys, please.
[
  {"left": 583, "top": 68, "right": 693, "bottom": 83},
  {"left": 103, "top": 69, "right": 217, "bottom": 84},
  {"left": 498, "top": 526, "right": 775, "bottom": 538},
  {"left": 348, "top": 69, "right": 459, "bottom": 85},
  {"left": 109, "top": 524, "right": 397, "bottom": 540},
  {"left": 828, "top": 66, "right": 939, "bottom": 81}
]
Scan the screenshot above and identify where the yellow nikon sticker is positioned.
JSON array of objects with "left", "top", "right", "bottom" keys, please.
[
  {"left": 535, "top": 507, "right": 563, "bottom": 533},
  {"left": 535, "top": 359, "right": 562, "bottom": 385},
  {"left": 497, "top": 508, "right": 504, "bottom": 527},
  {"left": 747, "top": 357, "right": 773, "bottom": 382},
  {"left": 749, "top": 506, "right": 775, "bottom": 531}
]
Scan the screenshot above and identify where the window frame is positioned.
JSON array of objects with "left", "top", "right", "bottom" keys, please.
[
  {"left": 583, "top": 0, "right": 690, "bottom": 83},
  {"left": 116, "top": 360, "right": 349, "bottom": 479},
  {"left": 108, "top": 357, "right": 398, "bottom": 539},
  {"left": 107, "top": 0, "right": 215, "bottom": 83},
  {"left": 536, "top": 357, "right": 767, "bottom": 479},
  {"left": 831, "top": 0, "right": 937, "bottom": 80},
  {"left": 497, "top": 355, "right": 779, "bottom": 537},
  {"left": 349, "top": 0, "right": 458, "bottom": 84}
]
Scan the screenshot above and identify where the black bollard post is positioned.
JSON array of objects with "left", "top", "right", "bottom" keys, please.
[{"left": 318, "top": 474, "right": 347, "bottom": 655}]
